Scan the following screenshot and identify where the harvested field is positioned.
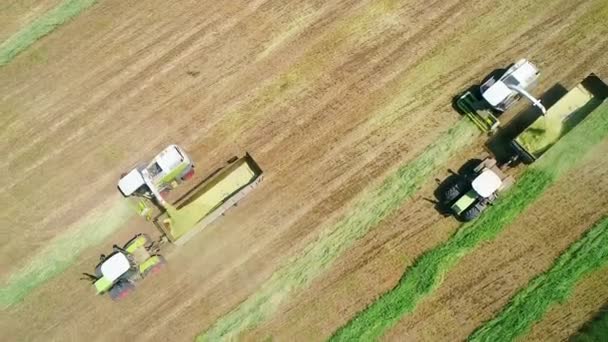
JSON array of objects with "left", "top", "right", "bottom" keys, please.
[{"left": 1, "top": 0, "right": 607, "bottom": 341}]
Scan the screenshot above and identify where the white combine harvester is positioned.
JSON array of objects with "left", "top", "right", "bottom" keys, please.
[
  {"left": 479, "top": 59, "right": 547, "bottom": 114},
  {"left": 457, "top": 58, "right": 547, "bottom": 132},
  {"left": 118, "top": 145, "right": 195, "bottom": 217}
]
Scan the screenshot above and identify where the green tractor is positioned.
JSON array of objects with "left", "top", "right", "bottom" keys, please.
[
  {"left": 86, "top": 234, "right": 166, "bottom": 301},
  {"left": 439, "top": 157, "right": 514, "bottom": 221}
]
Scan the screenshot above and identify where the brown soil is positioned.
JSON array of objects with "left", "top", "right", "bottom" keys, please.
[{"left": 1, "top": 0, "right": 607, "bottom": 340}]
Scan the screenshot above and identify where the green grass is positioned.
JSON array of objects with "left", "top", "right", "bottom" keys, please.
[
  {"left": 197, "top": 120, "right": 479, "bottom": 341},
  {"left": 469, "top": 217, "right": 608, "bottom": 342},
  {"left": 0, "top": 0, "right": 97, "bottom": 66},
  {"left": 571, "top": 307, "right": 608, "bottom": 342},
  {"left": 0, "top": 198, "right": 133, "bottom": 308},
  {"left": 330, "top": 103, "right": 608, "bottom": 341}
]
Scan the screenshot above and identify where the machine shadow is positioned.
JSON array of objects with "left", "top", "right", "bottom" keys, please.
[{"left": 485, "top": 83, "right": 568, "bottom": 164}]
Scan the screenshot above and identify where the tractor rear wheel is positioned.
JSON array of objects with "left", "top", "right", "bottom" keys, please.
[
  {"left": 148, "top": 256, "right": 167, "bottom": 276},
  {"left": 109, "top": 281, "right": 135, "bottom": 301},
  {"left": 460, "top": 201, "right": 487, "bottom": 222},
  {"left": 442, "top": 179, "right": 469, "bottom": 204},
  {"left": 142, "top": 255, "right": 167, "bottom": 277}
]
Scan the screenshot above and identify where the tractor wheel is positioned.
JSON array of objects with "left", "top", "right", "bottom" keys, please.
[
  {"left": 442, "top": 179, "right": 468, "bottom": 204},
  {"left": 124, "top": 233, "right": 152, "bottom": 250},
  {"left": 460, "top": 202, "right": 487, "bottom": 222},
  {"left": 143, "top": 256, "right": 167, "bottom": 277},
  {"left": 109, "top": 281, "right": 135, "bottom": 301},
  {"left": 151, "top": 256, "right": 167, "bottom": 275}
]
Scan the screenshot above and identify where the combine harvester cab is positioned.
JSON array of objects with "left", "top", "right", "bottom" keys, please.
[
  {"left": 457, "top": 59, "right": 546, "bottom": 133},
  {"left": 155, "top": 153, "right": 263, "bottom": 245},
  {"left": 511, "top": 74, "right": 608, "bottom": 163}
]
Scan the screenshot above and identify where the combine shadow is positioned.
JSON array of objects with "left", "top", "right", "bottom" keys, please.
[{"left": 485, "top": 83, "right": 568, "bottom": 164}]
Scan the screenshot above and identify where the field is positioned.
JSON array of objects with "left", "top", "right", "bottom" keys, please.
[{"left": 1, "top": 0, "right": 608, "bottom": 341}]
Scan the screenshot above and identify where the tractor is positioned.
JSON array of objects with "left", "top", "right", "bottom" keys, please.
[
  {"left": 439, "top": 157, "right": 514, "bottom": 221},
  {"left": 86, "top": 234, "right": 166, "bottom": 301}
]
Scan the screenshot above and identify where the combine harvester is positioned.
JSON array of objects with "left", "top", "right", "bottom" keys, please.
[
  {"left": 456, "top": 59, "right": 547, "bottom": 133},
  {"left": 441, "top": 64, "right": 607, "bottom": 221},
  {"left": 89, "top": 145, "right": 263, "bottom": 300}
]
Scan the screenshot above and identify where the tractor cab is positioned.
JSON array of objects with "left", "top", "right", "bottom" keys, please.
[
  {"left": 93, "top": 252, "right": 134, "bottom": 294},
  {"left": 471, "top": 169, "right": 503, "bottom": 198},
  {"left": 90, "top": 234, "right": 166, "bottom": 301}
]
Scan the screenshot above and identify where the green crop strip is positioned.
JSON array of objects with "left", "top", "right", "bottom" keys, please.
[
  {"left": 197, "top": 120, "right": 478, "bottom": 341},
  {"left": 330, "top": 103, "right": 608, "bottom": 341},
  {"left": 0, "top": 198, "right": 133, "bottom": 308},
  {"left": 571, "top": 306, "right": 608, "bottom": 342},
  {"left": 469, "top": 217, "right": 608, "bottom": 342},
  {"left": 0, "top": 0, "right": 97, "bottom": 66}
]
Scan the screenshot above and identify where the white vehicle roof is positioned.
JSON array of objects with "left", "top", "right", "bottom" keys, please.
[
  {"left": 155, "top": 145, "right": 186, "bottom": 172},
  {"left": 101, "top": 253, "right": 131, "bottom": 282},
  {"left": 482, "top": 59, "right": 540, "bottom": 107},
  {"left": 118, "top": 168, "right": 145, "bottom": 196},
  {"left": 508, "top": 59, "right": 539, "bottom": 87},
  {"left": 472, "top": 169, "right": 503, "bottom": 198},
  {"left": 482, "top": 81, "right": 512, "bottom": 106}
]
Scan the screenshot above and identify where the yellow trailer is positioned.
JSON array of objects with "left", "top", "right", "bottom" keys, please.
[
  {"left": 119, "top": 149, "right": 263, "bottom": 245},
  {"left": 156, "top": 154, "right": 263, "bottom": 244},
  {"left": 511, "top": 74, "right": 608, "bottom": 163}
]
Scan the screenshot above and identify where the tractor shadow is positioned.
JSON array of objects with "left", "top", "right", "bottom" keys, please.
[
  {"left": 427, "top": 159, "right": 482, "bottom": 220},
  {"left": 485, "top": 83, "right": 568, "bottom": 164}
]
